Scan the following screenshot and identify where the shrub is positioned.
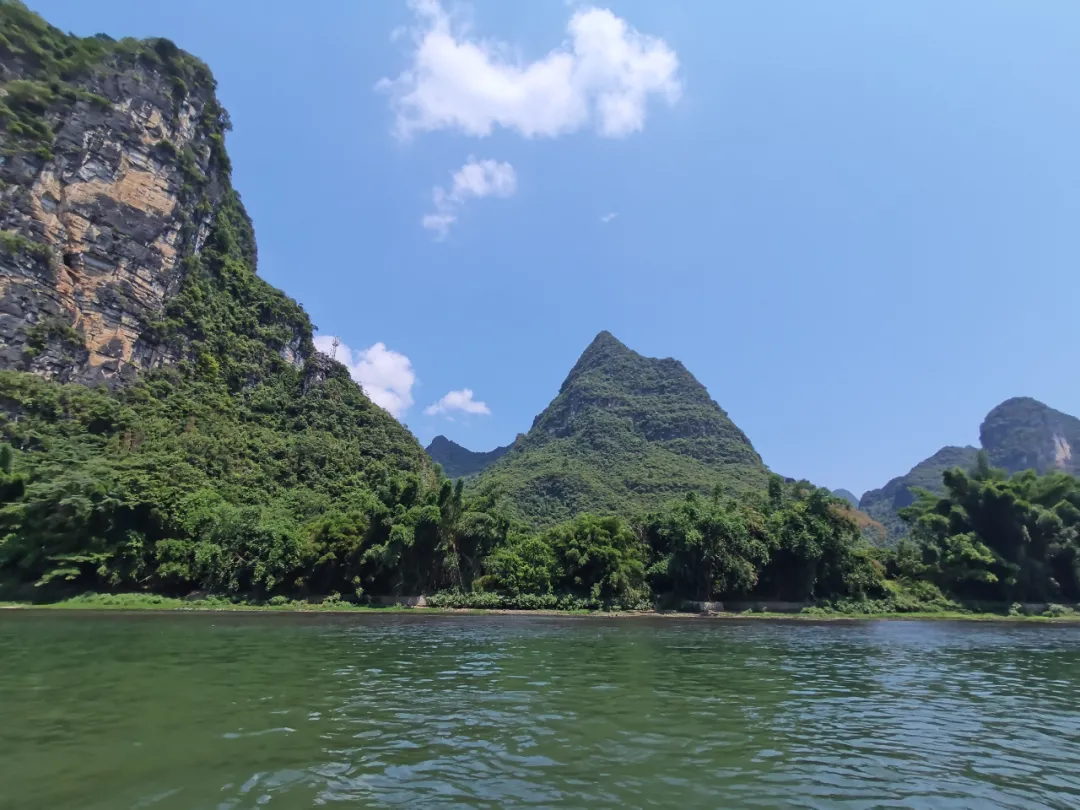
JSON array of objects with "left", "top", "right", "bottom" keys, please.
[
  {"left": 426, "top": 590, "right": 650, "bottom": 612},
  {"left": 1043, "top": 604, "right": 1075, "bottom": 618}
]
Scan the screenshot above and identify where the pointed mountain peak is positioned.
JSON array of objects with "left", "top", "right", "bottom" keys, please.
[
  {"left": 425, "top": 434, "right": 457, "bottom": 452},
  {"left": 561, "top": 331, "right": 636, "bottom": 392},
  {"left": 575, "top": 330, "right": 633, "bottom": 366},
  {"left": 494, "top": 332, "right": 767, "bottom": 525},
  {"left": 583, "top": 330, "right": 627, "bottom": 353}
]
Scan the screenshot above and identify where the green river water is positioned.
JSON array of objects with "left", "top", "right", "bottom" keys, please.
[{"left": 1, "top": 612, "right": 1079, "bottom": 809}]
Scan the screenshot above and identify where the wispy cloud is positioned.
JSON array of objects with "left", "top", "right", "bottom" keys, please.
[
  {"left": 313, "top": 335, "right": 416, "bottom": 418},
  {"left": 424, "top": 388, "right": 491, "bottom": 417},
  {"left": 421, "top": 212, "right": 457, "bottom": 238},
  {"left": 600, "top": 212, "right": 618, "bottom": 223},
  {"left": 379, "top": 0, "right": 681, "bottom": 140},
  {"left": 423, "top": 156, "right": 517, "bottom": 239}
]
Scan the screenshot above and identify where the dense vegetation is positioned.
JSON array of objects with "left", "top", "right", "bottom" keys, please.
[
  {"left": 0, "top": 151, "right": 432, "bottom": 595},
  {"left": 473, "top": 331, "right": 770, "bottom": 527},
  {"left": 0, "top": 431, "right": 886, "bottom": 608},
  {"left": 1, "top": 3, "right": 1077, "bottom": 617},
  {"left": 894, "top": 452, "right": 1080, "bottom": 605},
  {"left": 0, "top": 2, "right": 431, "bottom": 596}
]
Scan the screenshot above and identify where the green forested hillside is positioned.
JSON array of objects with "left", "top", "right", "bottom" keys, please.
[
  {"left": 3, "top": 2, "right": 1078, "bottom": 615},
  {"left": 0, "top": 2, "right": 452, "bottom": 595},
  {"left": 474, "top": 331, "right": 769, "bottom": 526}
]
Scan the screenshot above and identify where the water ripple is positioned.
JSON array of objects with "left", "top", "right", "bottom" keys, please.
[{"left": 2, "top": 614, "right": 1080, "bottom": 809}]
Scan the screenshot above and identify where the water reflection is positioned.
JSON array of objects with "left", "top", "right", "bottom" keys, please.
[{"left": 1, "top": 613, "right": 1079, "bottom": 809}]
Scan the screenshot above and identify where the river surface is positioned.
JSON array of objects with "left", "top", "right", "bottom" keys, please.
[{"left": 2, "top": 612, "right": 1080, "bottom": 809}]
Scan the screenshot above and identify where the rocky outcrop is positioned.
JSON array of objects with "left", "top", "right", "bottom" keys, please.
[
  {"left": 302, "top": 351, "right": 338, "bottom": 393},
  {"left": 0, "top": 34, "right": 226, "bottom": 385},
  {"left": 980, "top": 397, "right": 1080, "bottom": 476}
]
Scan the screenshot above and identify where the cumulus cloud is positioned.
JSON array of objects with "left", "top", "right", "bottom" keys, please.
[
  {"left": 313, "top": 335, "right": 415, "bottom": 418},
  {"left": 423, "top": 156, "right": 517, "bottom": 238},
  {"left": 379, "top": 0, "right": 681, "bottom": 140},
  {"left": 600, "top": 212, "right": 618, "bottom": 223},
  {"left": 424, "top": 388, "right": 491, "bottom": 417}
]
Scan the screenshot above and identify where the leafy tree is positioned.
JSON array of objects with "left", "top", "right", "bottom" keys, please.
[
  {"left": 542, "top": 514, "right": 649, "bottom": 601},
  {"left": 755, "top": 483, "right": 884, "bottom": 602},
  {"left": 645, "top": 491, "right": 769, "bottom": 601},
  {"left": 902, "top": 465, "right": 1080, "bottom": 602},
  {"left": 480, "top": 537, "right": 559, "bottom": 596}
]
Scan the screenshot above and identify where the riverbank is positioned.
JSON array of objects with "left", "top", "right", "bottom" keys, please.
[{"left": 3, "top": 593, "right": 1080, "bottom": 622}]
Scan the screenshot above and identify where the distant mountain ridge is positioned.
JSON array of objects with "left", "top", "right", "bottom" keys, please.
[
  {"left": 475, "top": 331, "right": 769, "bottom": 526},
  {"left": 425, "top": 435, "right": 511, "bottom": 479},
  {"left": 859, "top": 446, "right": 981, "bottom": 542},
  {"left": 860, "top": 397, "right": 1080, "bottom": 542},
  {"left": 832, "top": 489, "right": 860, "bottom": 508}
]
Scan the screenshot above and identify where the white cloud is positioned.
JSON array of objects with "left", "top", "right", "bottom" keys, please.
[
  {"left": 600, "top": 211, "right": 618, "bottom": 223},
  {"left": 423, "top": 156, "right": 516, "bottom": 238},
  {"left": 379, "top": 0, "right": 681, "bottom": 140},
  {"left": 421, "top": 212, "right": 456, "bottom": 239},
  {"left": 447, "top": 156, "right": 518, "bottom": 200},
  {"left": 424, "top": 388, "right": 491, "bottom": 417},
  {"left": 313, "top": 335, "right": 416, "bottom": 418}
]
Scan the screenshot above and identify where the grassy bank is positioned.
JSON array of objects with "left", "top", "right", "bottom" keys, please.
[
  {"left": 2, "top": 593, "right": 1080, "bottom": 622},
  {"left": 0, "top": 593, "right": 402, "bottom": 613}
]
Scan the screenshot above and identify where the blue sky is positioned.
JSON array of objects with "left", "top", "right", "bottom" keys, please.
[{"left": 30, "top": 0, "right": 1080, "bottom": 496}]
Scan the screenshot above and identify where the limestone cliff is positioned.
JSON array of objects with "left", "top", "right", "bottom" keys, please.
[
  {"left": 0, "top": 7, "right": 264, "bottom": 384},
  {"left": 0, "top": 4, "right": 433, "bottom": 598},
  {"left": 980, "top": 397, "right": 1080, "bottom": 477}
]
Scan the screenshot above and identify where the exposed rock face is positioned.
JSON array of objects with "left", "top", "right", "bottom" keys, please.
[
  {"left": 980, "top": 397, "right": 1080, "bottom": 476},
  {"left": 302, "top": 351, "right": 339, "bottom": 393},
  {"left": 0, "top": 40, "right": 228, "bottom": 384}
]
